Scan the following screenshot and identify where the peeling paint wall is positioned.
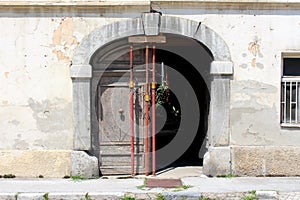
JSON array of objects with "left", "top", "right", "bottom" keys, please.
[
  {"left": 0, "top": 2, "right": 300, "bottom": 176},
  {"left": 0, "top": 16, "right": 123, "bottom": 151},
  {"left": 196, "top": 13, "right": 300, "bottom": 175},
  {"left": 174, "top": 13, "right": 300, "bottom": 147}
]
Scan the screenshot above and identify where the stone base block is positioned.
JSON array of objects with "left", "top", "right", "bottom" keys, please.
[
  {"left": 203, "top": 147, "right": 231, "bottom": 176},
  {"left": 232, "top": 146, "right": 300, "bottom": 176},
  {"left": 71, "top": 151, "right": 99, "bottom": 178},
  {"left": 0, "top": 150, "right": 71, "bottom": 178}
]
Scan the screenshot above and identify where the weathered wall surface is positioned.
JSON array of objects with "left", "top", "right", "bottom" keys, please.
[
  {"left": 201, "top": 13, "right": 300, "bottom": 175},
  {"left": 0, "top": 14, "right": 126, "bottom": 176},
  {"left": 180, "top": 14, "right": 300, "bottom": 147},
  {"left": 0, "top": 150, "right": 71, "bottom": 178},
  {"left": 156, "top": 11, "right": 300, "bottom": 175},
  {"left": 0, "top": 17, "right": 116, "bottom": 150},
  {"left": 146, "top": 10, "right": 299, "bottom": 148},
  {"left": 0, "top": 1, "right": 300, "bottom": 176}
]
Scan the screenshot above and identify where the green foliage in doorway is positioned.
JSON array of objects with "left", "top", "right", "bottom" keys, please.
[
  {"left": 156, "top": 84, "right": 169, "bottom": 106},
  {"left": 155, "top": 84, "right": 180, "bottom": 117}
]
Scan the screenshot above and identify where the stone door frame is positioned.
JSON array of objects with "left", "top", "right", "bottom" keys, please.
[{"left": 70, "top": 14, "right": 233, "bottom": 176}]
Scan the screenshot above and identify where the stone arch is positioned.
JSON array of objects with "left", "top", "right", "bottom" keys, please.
[
  {"left": 72, "top": 16, "right": 230, "bottom": 66},
  {"left": 70, "top": 14, "right": 233, "bottom": 176}
]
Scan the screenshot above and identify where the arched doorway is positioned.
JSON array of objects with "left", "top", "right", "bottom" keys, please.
[
  {"left": 71, "top": 14, "right": 233, "bottom": 176},
  {"left": 90, "top": 34, "right": 212, "bottom": 174}
]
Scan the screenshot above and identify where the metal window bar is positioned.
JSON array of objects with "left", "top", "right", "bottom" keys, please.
[
  {"left": 281, "top": 78, "right": 300, "bottom": 125},
  {"left": 296, "top": 82, "right": 298, "bottom": 123},
  {"left": 290, "top": 81, "right": 292, "bottom": 123}
]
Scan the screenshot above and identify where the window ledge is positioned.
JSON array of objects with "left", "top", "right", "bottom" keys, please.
[{"left": 281, "top": 123, "right": 300, "bottom": 128}]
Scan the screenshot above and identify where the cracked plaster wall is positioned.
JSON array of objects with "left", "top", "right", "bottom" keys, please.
[
  {"left": 0, "top": 6, "right": 299, "bottom": 177},
  {"left": 184, "top": 13, "right": 300, "bottom": 175},
  {"left": 164, "top": 13, "right": 300, "bottom": 147},
  {"left": 0, "top": 16, "right": 124, "bottom": 150},
  {"left": 217, "top": 15, "right": 300, "bottom": 147}
]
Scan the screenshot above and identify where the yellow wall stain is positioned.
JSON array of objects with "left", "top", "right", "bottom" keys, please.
[
  {"left": 52, "top": 49, "right": 70, "bottom": 61},
  {"left": 52, "top": 18, "right": 79, "bottom": 61},
  {"left": 52, "top": 18, "right": 77, "bottom": 47},
  {"left": 4, "top": 72, "right": 9, "bottom": 78},
  {"left": 251, "top": 58, "right": 256, "bottom": 67},
  {"left": 248, "top": 41, "right": 260, "bottom": 57}
]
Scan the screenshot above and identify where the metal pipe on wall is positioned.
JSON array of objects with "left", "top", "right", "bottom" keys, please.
[
  {"left": 145, "top": 45, "right": 149, "bottom": 176},
  {"left": 129, "top": 44, "right": 135, "bottom": 176},
  {"left": 152, "top": 45, "right": 156, "bottom": 176}
]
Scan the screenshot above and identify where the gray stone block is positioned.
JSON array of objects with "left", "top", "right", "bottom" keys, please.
[
  {"left": 210, "top": 61, "right": 233, "bottom": 75},
  {"left": 203, "top": 147, "right": 231, "bottom": 176},
  {"left": 71, "top": 151, "right": 99, "bottom": 178},
  {"left": 70, "top": 65, "right": 92, "bottom": 78},
  {"left": 72, "top": 78, "right": 91, "bottom": 150},
  {"left": 142, "top": 13, "right": 161, "bottom": 35},
  {"left": 232, "top": 146, "right": 300, "bottom": 176},
  {"left": 256, "top": 191, "right": 278, "bottom": 199},
  {"left": 209, "top": 78, "right": 231, "bottom": 147},
  {"left": 17, "top": 193, "right": 44, "bottom": 200},
  {"left": 0, "top": 194, "right": 15, "bottom": 200}
]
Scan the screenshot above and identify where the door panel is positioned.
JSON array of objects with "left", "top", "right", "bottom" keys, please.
[
  {"left": 98, "top": 78, "right": 146, "bottom": 175},
  {"left": 99, "top": 86, "right": 131, "bottom": 143}
]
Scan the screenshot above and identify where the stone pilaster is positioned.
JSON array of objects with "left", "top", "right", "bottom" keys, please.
[{"left": 70, "top": 64, "right": 92, "bottom": 150}]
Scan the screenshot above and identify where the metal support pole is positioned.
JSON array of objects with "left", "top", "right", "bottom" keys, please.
[
  {"left": 152, "top": 45, "right": 156, "bottom": 176},
  {"left": 129, "top": 44, "right": 135, "bottom": 176},
  {"left": 128, "top": 35, "right": 166, "bottom": 176},
  {"left": 161, "top": 62, "right": 165, "bottom": 87},
  {"left": 145, "top": 45, "right": 149, "bottom": 176}
]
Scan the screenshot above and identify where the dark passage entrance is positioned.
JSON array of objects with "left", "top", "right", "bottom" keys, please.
[{"left": 154, "top": 47, "right": 211, "bottom": 171}]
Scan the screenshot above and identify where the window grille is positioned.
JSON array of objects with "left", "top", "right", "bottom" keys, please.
[
  {"left": 281, "top": 57, "right": 300, "bottom": 126},
  {"left": 281, "top": 78, "right": 300, "bottom": 125}
]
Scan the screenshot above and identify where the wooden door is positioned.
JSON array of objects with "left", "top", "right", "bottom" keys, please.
[{"left": 98, "top": 76, "right": 146, "bottom": 175}]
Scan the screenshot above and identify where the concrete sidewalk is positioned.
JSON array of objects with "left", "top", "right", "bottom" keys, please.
[
  {"left": 0, "top": 167, "right": 299, "bottom": 200},
  {"left": 1, "top": 176, "right": 300, "bottom": 199}
]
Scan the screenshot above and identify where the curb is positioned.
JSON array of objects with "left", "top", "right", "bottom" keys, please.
[
  {"left": 0, "top": 191, "right": 299, "bottom": 200},
  {"left": 1, "top": 193, "right": 124, "bottom": 200},
  {"left": 0, "top": 192, "right": 203, "bottom": 200}
]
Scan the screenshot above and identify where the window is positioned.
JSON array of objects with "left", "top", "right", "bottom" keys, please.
[{"left": 281, "top": 56, "right": 300, "bottom": 126}]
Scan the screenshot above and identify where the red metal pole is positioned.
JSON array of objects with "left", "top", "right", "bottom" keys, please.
[
  {"left": 145, "top": 45, "right": 149, "bottom": 176},
  {"left": 129, "top": 44, "right": 135, "bottom": 176},
  {"left": 152, "top": 45, "right": 156, "bottom": 176}
]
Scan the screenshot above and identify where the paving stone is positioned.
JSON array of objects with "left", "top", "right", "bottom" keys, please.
[
  {"left": 256, "top": 190, "right": 278, "bottom": 199},
  {"left": 146, "top": 178, "right": 182, "bottom": 188}
]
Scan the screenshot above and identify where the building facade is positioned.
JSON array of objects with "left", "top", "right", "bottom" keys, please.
[{"left": 0, "top": 0, "right": 300, "bottom": 178}]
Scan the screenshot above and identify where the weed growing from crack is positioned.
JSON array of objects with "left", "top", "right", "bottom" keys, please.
[
  {"left": 217, "top": 174, "right": 235, "bottom": 178},
  {"left": 42, "top": 193, "right": 49, "bottom": 200},
  {"left": 80, "top": 193, "right": 92, "bottom": 200},
  {"left": 71, "top": 175, "right": 87, "bottom": 181},
  {"left": 14, "top": 192, "right": 19, "bottom": 200},
  {"left": 156, "top": 193, "right": 165, "bottom": 200},
  {"left": 121, "top": 195, "right": 135, "bottom": 200},
  {"left": 243, "top": 190, "right": 259, "bottom": 200}
]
